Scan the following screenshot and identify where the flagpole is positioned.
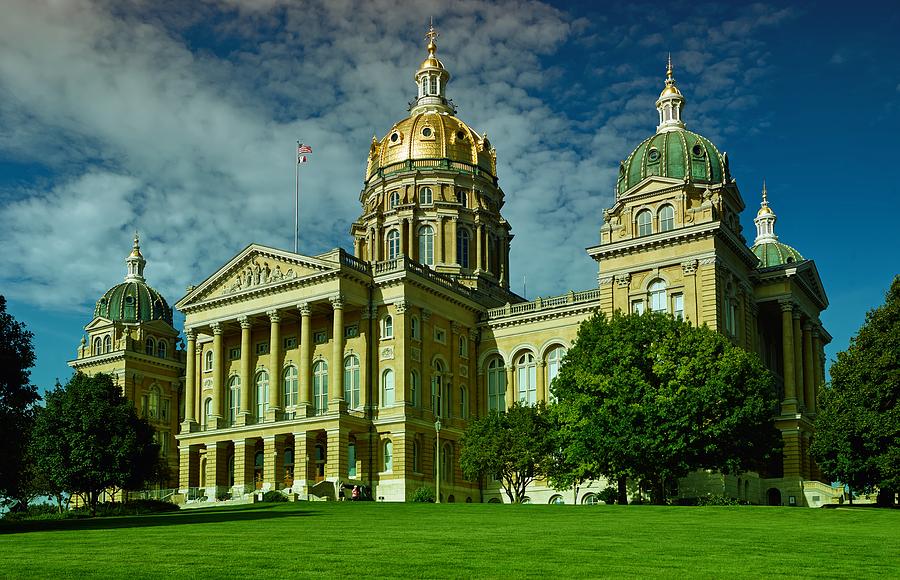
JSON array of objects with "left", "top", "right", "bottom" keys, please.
[{"left": 294, "top": 140, "right": 300, "bottom": 253}]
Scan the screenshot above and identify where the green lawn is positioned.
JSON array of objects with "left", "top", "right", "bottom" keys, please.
[{"left": 1, "top": 502, "right": 898, "bottom": 579}]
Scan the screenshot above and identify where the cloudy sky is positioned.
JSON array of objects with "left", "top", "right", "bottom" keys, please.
[{"left": 2, "top": 0, "right": 898, "bottom": 392}]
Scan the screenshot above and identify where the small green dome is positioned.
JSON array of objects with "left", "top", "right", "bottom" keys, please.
[
  {"left": 94, "top": 281, "right": 172, "bottom": 325},
  {"left": 752, "top": 241, "right": 804, "bottom": 268},
  {"left": 616, "top": 128, "right": 728, "bottom": 197}
]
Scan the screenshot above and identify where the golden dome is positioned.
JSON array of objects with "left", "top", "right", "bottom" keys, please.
[{"left": 365, "top": 111, "right": 496, "bottom": 181}]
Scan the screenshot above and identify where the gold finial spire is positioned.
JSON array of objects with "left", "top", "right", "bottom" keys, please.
[
  {"left": 130, "top": 231, "right": 142, "bottom": 258},
  {"left": 761, "top": 179, "right": 768, "bottom": 205},
  {"left": 666, "top": 52, "right": 673, "bottom": 80},
  {"left": 425, "top": 18, "right": 439, "bottom": 57}
]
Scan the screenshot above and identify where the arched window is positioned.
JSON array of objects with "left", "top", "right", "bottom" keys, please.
[
  {"left": 458, "top": 335, "right": 468, "bottom": 358},
  {"left": 205, "top": 350, "right": 213, "bottom": 371},
  {"left": 228, "top": 376, "right": 240, "bottom": 426},
  {"left": 429, "top": 76, "right": 437, "bottom": 95},
  {"left": 255, "top": 371, "right": 269, "bottom": 421},
  {"left": 419, "top": 186, "right": 433, "bottom": 206},
  {"left": 387, "top": 229, "right": 401, "bottom": 260},
  {"left": 103, "top": 335, "right": 112, "bottom": 353},
  {"left": 344, "top": 355, "right": 360, "bottom": 408},
  {"left": 487, "top": 357, "right": 506, "bottom": 412},
  {"left": 418, "top": 225, "right": 434, "bottom": 266},
  {"left": 410, "top": 316, "right": 420, "bottom": 340},
  {"left": 637, "top": 210, "right": 652, "bottom": 236},
  {"left": 283, "top": 365, "right": 298, "bottom": 409},
  {"left": 145, "top": 337, "right": 155, "bottom": 355},
  {"left": 649, "top": 279, "right": 667, "bottom": 313},
  {"left": 381, "top": 315, "right": 393, "bottom": 339},
  {"left": 457, "top": 228, "right": 470, "bottom": 268},
  {"left": 431, "top": 360, "right": 444, "bottom": 416},
  {"left": 420, "top": 78, "right": 427, "bottom": 97},
  {"left": 157, "top": 340, "right": 167, "bottom": 359},
  {"left": 516, "top": 353, "right": 537, "bottom": 405},
  {"left": 93, "top": 337, "right": 102, "bottom": 355},
  {"left": 313, "top": 361, "right": 328, "bottom": 415},
  {"left": 546, "top": 346, "right": 567, "bottom": 399},
  {"left": 388, "top": 191, "right": 400, "bottom": 209},
  {"left": 459, "top": 385, "right": 468, "bottom": 419},
  {"left": 383, "top": 440, "right": 393, "bottom": 472},
  {"left": 382, "top": 369, "right": 395, "bottom": 407},
  {"left": 582, "top": 493, "right": 599, "bottom": 505},
  {"left": 148, "top": 386, "right": 160, "bottom": 419},
  {"left": 456, "top": 189, "right": 467, "bottom": 207},
  {"left": 725, "top": 284, "right": 738, "bottom": 337},
  {"left": 203, "top": 398, "right": 212, "bottom": 429},
  {"left": 659, "top": 204, "right": 675, "bottom": 232},
  {"left": 549, "top": 495, "right": 565, "bottom": 505},
  {"left": 410, "top": 370, "right": 420, "bottom": 408}
]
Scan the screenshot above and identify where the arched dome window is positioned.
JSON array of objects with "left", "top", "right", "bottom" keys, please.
[
  {"left": 649, "top": 279, "right": 667, "bottom": 313},
  {"left": 457, "top": 228, "right": 470, "bottom": 269},
  {"left": 387, "top": 229, "right": 401, "bottom": 260},
  {"left": 659, "top": 205, "right": 675, "bottom": 232},
  {"left": 93, "top": 337, "right": 102, "bottom": 356},
  {"left": 637, "top": 210, "right": 652, "bottom": 236},
  {"left": 419, "top": 187, "right": 433, "bottom": 206},
  {"left": 418, "top": 225, "right": 435, "bottom": 266}
]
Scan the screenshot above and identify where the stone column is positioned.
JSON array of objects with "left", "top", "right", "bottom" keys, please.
[
  {"left": 264, "top": 435, "right": 285, "bottom": 491},
  {"left": 182, "top": 329, "right": 197, "bottom": 432},
  {"left": 505, "top": 365, "right": 515, "bottom": 410},
  {"left": 436, "top": 216, "right": 445, "bottom": 264},
  {"left": 330, "top": 295, "right": 345, "bottom": 412},
  {"left": 268, "top": 310, "right": 282, "bottom": 420},
  {"left": 801, "top": 431, "right": 812, "bottom": 480},
  {"left": 811, "top": 329, "right": 823, "bottom": 414},
  {"left": 537, "top": 360, "right": 547, "bottom": 403},
  {"left": 450, "top": 217, "right": 458, "bottom": 264},
  {"left": 802, "top": 322, "right": 814, "bottom": 416},
  {"left": 408, "top": 217, "right": 417, "bottom": 262},
  {"left": 485, "top": 230, "right": 492, "bottom": 276},
  {"left": 779, "top": 300, "right": 797, "bottom": 414},
  {"left": 299, "top": 302, "right": 312, "bottom": 413},
  {"left": 292, "top": 431, "right": 309, "bottom": 496},
  {"left": 793, "top": 310, "right": 804, "bottom": 409},
  {"left": 210, "top": 323, "right": 224, "bottom": 429},
  {"left": 476, "top": 223, "right": 484, "bottom": 271},
  {"left": 232, "top": 439, "right": 255, "bottom": 496},
  {"left": 499, "top": 233, "right": 508, "bottom": 286},
  {"left": 325, "top": 427, "right": 349, "bottom": 480},
  {"left": 238, "top": 316, "right": 252, "bottom": 426}
]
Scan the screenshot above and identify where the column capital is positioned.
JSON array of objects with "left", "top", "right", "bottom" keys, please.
[
  {"left": 330, "top": 294, "right": 344, "bottom": 310},
  {"left": 778, "top": 299, "right": 795, "bottom": 313},
  {"left": 267, "top": 309, "right": 281, "bottom": 323},
  {"left": 803, "top": 320, "right": 813, "bottom": 331},
  {"left": 298, "top": 302, "right": 311, "bottom": 316},
  {"left": 615, "top": 273, "right": 631, "bottom": 288},
  {"left": 394, "top": 300, "right": 410, "bottom": 314},
  {"left": 238, "top": 316, "right": 252, "bottom": 330},
  {"left": 211, "top": 322, "right": 223, "bottom": 335},
  {"left": 421, "top": 308, "right": 432, "bottom": 322},
  {"left": 681, "top": 260, "right": 698, "bottom": 276},
  {"left": 184, "top": 328, "right": 196, "bottom": 341},
  {"left": 451, "top": 321, "right": 463, "bottom": 336},
  {"left": 792, "top": 309, "right": 803, "bottom": 320}
]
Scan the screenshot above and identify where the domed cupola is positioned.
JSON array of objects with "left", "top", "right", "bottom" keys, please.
[
  {"left": 616, "top": 56, "right": 730, "bottom": 198},
  {"left": 94, "top": 234, "right": 173, "bottom": 325},
  {"left": 751, "top": 182, "right": 804, "bottom": 268}
]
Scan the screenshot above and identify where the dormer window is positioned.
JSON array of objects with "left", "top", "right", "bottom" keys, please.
[{"left": 637, "top": 210, "right": 652, "bottom": 236}]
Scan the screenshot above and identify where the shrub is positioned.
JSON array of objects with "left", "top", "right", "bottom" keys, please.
[
  {"left": 411, "top": 487, "right": 436, "bottom": 503},
  {"left": 697, "top": 495, "right": 742, "bottom": 506},
  {"left": 216, "top": 491, "right": 232, "bottom": 502},
  {"left": 597, "top": 486, "right": 618, "bottom": 505},
  {"left": 262, "top": 490, "right": 288, "bottom": 503},
  {"left": 2, "top": 503, "right": 70, "bottom": 521}
]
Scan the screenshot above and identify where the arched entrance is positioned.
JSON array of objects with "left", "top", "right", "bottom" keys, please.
[{"left": 767, "top": 487, "right": 782, "bottom": 506}]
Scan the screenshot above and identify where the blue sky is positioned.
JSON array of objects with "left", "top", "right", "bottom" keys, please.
[{"left": 1, "top": 0, "right": 898, "bottom": 394}]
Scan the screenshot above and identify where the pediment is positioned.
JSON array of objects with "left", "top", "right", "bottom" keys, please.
[
  {"left": 622, "top": 175, "right": 685, "bottom": 198},
  {"left": 178, "top": 244, "right": 337, "bottom": 308},
  {"left": 797, "top": 260, "right": 829, "bottom": 309},
  {"left": 84, "top": 316, "right": 114, "bottom": 332}
]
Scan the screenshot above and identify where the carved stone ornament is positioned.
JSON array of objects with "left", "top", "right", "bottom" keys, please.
[
  {"left": 298, "top": 302, "right": 311, "bottom": 317},
  {"left": 615, "top": 273, "right": 631, "bottom": 288},
  {"left": 330, "top": 294, "right": 344, "bottom": 310},
  {"left": 223, "top": 257, "right": 297, "bottom": 296},
  {"left": 459, "top": 364, "right": 469, "bottom": 378},
  {"left": 421, "top": 309, "right": 432, "bottom": 322},
  {"left": 380, "top": 345, "right": 395, "bottom": 361},
  {"left": 267, "top": 309, "right": 281, "bottom": 323},
  {"left": 394, "top": 300, "right": 410, "bottom": 314},
  {"left": 681, "top": 260, "right": 698, "bottom": 276},
  {"left": 411, "top": 347, "right": 421, "bottom": 362},
  {"left": 238, "top": 316, "right": 251, "bottom": 329}
]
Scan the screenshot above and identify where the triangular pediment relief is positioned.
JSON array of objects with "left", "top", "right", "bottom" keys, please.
[
  {"left": 622, "top": 176, "right": 685, "bottom": 198},
  {"left": 178, "top": 244, "right": 337, "bottom": 308},
  {"left": 797, "top": 260, "right": 829, "bottom": 309},
  {"left": 84, "top": 316, "right": 114, "bottom": 332}
]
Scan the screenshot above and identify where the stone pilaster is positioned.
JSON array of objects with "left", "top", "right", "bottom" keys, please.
[
  {"left": 779, "top": 300, "right": 798, "bottom": 414},
  {"left": 181, "top": 329, "right": 197, "bottom": 432},
  {"left": 210, "top": 323, "right": 224, "bottom": 429},
  {"left": 793, "top": 310, "right": 804, "bottom": 409},
  {"left": 298, "top": 302, "right": 312, "bottom": 414}
]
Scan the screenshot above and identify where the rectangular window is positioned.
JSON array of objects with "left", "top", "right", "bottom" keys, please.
[
  {"left": 673, "top": 294, "right": 684, "bottom": 320},
  {"left": 161, "top": 399, "right": 170, "bottom": 421},
  {"left": 344, "top": 325, "right": 359, "bottom": 339},
  {"left": 256, "top": 342, "right": 270, "bottom": 355},
  {"left": 434, "top": 327, "right": 446, "bottom": 344},
  {"left": 314, "top": 331, "right": 327, "bottom": 345},
  {"left": 229, "top": 347, "right": 241, "bottom": 360},
  {"left": 631, "top": 300, "right": 645, "bottom": 315},
  {"left": 283, "top": 336, "right": 297, "bottom": 349}
]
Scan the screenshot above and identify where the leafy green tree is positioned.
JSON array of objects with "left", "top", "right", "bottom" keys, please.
[
  {"left": 460, "top": 402, "right": 552, "bottom": 503},
  {"left": 551, "top": 310, "right": 781, "bottom": 505},
  {"left": 0, "top": 296, "right": 41, "bottom": 511},
  {"left": 30, "top": 372, "right": 162, "bottom": 515},
  {"left": 812, "top": 276, "right": 900, "bottom": 505}
]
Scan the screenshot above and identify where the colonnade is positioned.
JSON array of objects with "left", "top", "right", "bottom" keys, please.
[{"left": 778, "top": 299, "right": 826, "bottom": 416}]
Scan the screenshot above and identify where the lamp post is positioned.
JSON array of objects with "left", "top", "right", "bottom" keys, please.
[{"left": 435, "top": 418, "right": 442, "bottom": 504}]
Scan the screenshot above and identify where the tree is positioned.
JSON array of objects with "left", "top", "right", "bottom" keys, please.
[
  {"left": 811, "top": 276, "right": 900, "bottom": 505},
  {"left": 551, "top": 310, "right": 782, "bottom": 505},
  {"left": 30, "top": 372, "right": 162, "bottom": 515},
  {"left": 0, "top": 295, "right": 41, "bottom": 510},
  {"left": 460, "top": 402, "right": 553, "bottom": 503}
]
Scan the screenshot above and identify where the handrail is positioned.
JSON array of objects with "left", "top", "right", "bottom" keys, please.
[{"left": 484, "top": 288, "right": 601, "bottom": 321}]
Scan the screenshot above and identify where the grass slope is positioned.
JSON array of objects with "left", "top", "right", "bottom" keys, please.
[{"left": 1, "top": 503, "right": 898, "bottom": 578}]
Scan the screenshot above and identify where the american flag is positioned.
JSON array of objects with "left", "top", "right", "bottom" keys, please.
[{"left": 297, "top": 143, "right": 312, "bottom": 163}]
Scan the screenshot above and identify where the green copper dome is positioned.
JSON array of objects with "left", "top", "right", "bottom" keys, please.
[
  {"left": 94, "top": 234, "right": 173, "bottom": 325},
  {"left": 751, "top": 241, "right": 804, "bottom": 268},
  {"left": 95, "top": 281, "right": 172, "bottom": 325},
  {"left": 616, "top": 128, "right": 728, "bottom": 197}
]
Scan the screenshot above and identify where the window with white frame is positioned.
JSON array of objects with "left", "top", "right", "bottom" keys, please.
[
  {"left": 229, "top": 347, "right": 241, "bottom": 360},
  {"left": 419, "top": 186, "right": 433, "bottom": 206},
  {"left": 283, "top": 365, "right": 298, "bottom": 409},
  {"left": 313, "top": 361, "right": 328, "bottom": 415},
  {"left": 228, "top": 376, "right": 240, "bottom": 426},
  {"left": 256, "top": 371, "right": 269, "bottom": 421},
  {"left": 487, "top": 357, "right": 506, "bottom": 412},
  {"left": 673, "top": 294, "right": 684, "bottom": 320},
  {"left": 659, "top": 204, "right": 675, "bottom": 232},
  {"left": 145, "top": 337, "right": 155, "bottom": 355},
  {"left": 383, "top": 440, "right": 393, "bottom": 472},
  {"left": 148, "top": 386, "right": 161, "bottom": 419},
  {"left": 516, "top": 353, "right": 537, "bottom": 405},
  {"left": 410, "top": 370, "right": 420, "bottom": 408},
  {"left": 205, "top": 350, "right": 214, "bottom": 371},
  {"left": 93, "top": 337, "right": 102, "bottom": 355},
  {"left": 381, "top": 315, "right": 393, "bottom": 339},
  {"left": 458, "top": 335, "right": 468, "bottom": 358},
  {"left": 344, "top": 355, "right": 360, "bottom": 408},
  {"left": 637, "top": 210, "right": 652, "bottom": 236},
  {"left": 382, "top": 368, "right": 395, "bottom": 407},
  {"left": 459, "top": 385, "right": 468, "bottom": 419},
  {"left": 388, "top": 191, "right": 400, "bottom": 209},
  {"left": 410, "top": 316, "right": 420, "bottom": 340},
  {"left": 649, "top": 279, "right": 667, "bottom": 313},
  {"left": 632, "top": 300, "right": 645, "bottom": 315},
  {"left": 547, "top": 346, "right": 567, "bottom": 398},
  {"left": 256, "top": 342, "right": 269, "bottom": 355},
  {"left": 418, "top": 225, "right": 434, "bottom": 265},
  {"left": 387, "top": 229, "right": 401, "bottom": 260},
  {"left": 434, "top": 327, "right": 446, "bottom": 344},
  {"left": 104, "top": 335, "right": 112, "bottom": 353},
  {"left": 203, "top": 398, "right": 212, "bottom": 429}
]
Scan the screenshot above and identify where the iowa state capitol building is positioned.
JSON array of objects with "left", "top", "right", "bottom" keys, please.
[{"left": 70, "top": 28, "right": 833, "bottom": 507}]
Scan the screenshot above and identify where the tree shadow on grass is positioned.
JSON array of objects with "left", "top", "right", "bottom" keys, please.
[{"left": 0, "top": 503, "right": 318, "bottom": 535}]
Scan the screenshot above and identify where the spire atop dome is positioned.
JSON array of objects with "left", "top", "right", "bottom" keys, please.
[
  {"left": 656, "top": 53, "right": 686, "bottom": 133},
  {"left": 411, "top": 21, "right": 454, "bottom": 115},
  {"left": 754, "top": 180, "right": 778, "bottom": 244},
  {"left": 125, "top": 232, "right": 146, "bottom": 282}
]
